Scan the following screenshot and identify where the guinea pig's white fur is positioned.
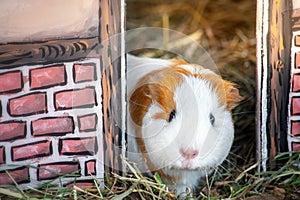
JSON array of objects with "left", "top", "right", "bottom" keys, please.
[{"left": 127, "top": 54, "right": 242, "bottom": 195}]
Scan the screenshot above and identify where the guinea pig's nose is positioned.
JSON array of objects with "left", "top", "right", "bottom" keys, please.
[{"left": 179, "top": 148, "right": 199, "bottom": 160}]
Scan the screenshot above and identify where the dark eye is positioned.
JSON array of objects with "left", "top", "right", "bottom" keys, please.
[
  {"left": 168, "top": 110, "right": 176, "bottom": 122},
  {"left": 209, "top": 113, "right": 215, "bottom": 125}
]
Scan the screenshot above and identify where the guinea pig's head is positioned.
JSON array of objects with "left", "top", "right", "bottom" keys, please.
[{"left": 129, "top": 63, "right": 242, "bottom": 172}]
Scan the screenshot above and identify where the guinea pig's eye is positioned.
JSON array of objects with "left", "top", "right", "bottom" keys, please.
[
  {"left": 209, "top": 113, "right": 215, "bottom": 125},
  {"left": 168, "top": 109, "right": 176, "bottom": 122}
]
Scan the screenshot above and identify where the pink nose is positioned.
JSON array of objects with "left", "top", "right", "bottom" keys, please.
[{"left": 179, "top": 149, "right": 199, "bottom": 160}]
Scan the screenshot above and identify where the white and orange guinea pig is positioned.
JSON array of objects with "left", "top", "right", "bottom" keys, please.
[{"left": 126, "top": 54, "right": 242, "bottom": 195}]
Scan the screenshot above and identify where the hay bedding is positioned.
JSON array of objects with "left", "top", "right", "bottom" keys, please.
[{"left": 127, "top": 0, "right": 256, "bottom": 166}]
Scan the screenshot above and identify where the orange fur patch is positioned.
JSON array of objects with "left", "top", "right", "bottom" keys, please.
[
  {"left": 129, "top": 65, "right": 190, "bottom": 126},
  {"left": 192, "top": 72, "right": 243, "bottom": 110}
]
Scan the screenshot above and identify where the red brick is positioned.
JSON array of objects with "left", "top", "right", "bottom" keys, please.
[
  {"left": 78, "top": 113, "right": 97, "bottom": 132},
  {"left": 8, "top": 92, "right": 47, "bottom": 116},
  {"left": 293, "top": 74, "right": 300, "bottom": 92},
  {"left": 85, "top": 160, "right": 96, "bottom": 175},
  {"left": 0, "top": 121, "right": 26, "bottom": 141},
  {"left": 0, "top": 71, "right": 23, "bottom": 94},
  {"left": 73, "top": 63, "right": 96, "bottom": 83},
  {"left": 291, "top": 97, "right": 300, "bottom": 115},
  {"left": 65, "top": 180, "right": 95, "bottom": 188},
  {"left": 12, "top": 140, "right": 52, "bottom": 161},
  {"left": 32, "top": 117, "right": 74, "bottom": 136},
  {"left": 292, "top": 142, "right": 300, "bottom": 151},
  {"left": 293, "top": 9, "right": 300, "bottom": 18},
  {"left": 54, "top": 87, "right": 96, "bottom": 110},
  {"left": 38, "top": 162, "right": 80, "bottom": 180},
  {"left": 0, "top": 167, "right": 29, "bottom": 185},
  {"left": 0, "top": 146, "right": 5, "bottom": 164},
  {"left": 295, "top": 53, "right": 300, "bottom": 68},
  {"left": 59, "top": 137, "right": 97, "bottom": 155},
  {"left": 30, "top": 65, "right": 66, "bottom": 89},
  {"left": 291, "top": 121, "right": 300, "bottom": 136},
  {"left": 295, "top": 35, "right": 300, "bottom": 46},
  {"left": 293, "top": 10, "right": 300, "bottom": 29}
]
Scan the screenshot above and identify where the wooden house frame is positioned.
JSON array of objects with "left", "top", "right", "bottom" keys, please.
[{"left": 257, "top": 0, "right": 300, "bottom": 170}]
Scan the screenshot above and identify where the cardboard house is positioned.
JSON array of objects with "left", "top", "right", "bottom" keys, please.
[
  {"left": 257, "top": 0, "right": 300, "bottom": 170},
  {"left": 0, "top": 0, "right": 126, "bottom": 188}
]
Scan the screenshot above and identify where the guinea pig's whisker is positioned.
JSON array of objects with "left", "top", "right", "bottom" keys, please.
[
  {"left": 216, "top": 164, "right": 230, "bottom": 174},
  {"left": 232, "top": 111, "right": 255, "bottom": 116},
  {"left": 228, "top": 152, "right": 247, "bottom": 162},
  {"left": 210, "top": 167, "right": 226, "bottom": 182},
  {"left": 236, "top": 96, "right": 252, "bottom": 105},
  {"left": 222, "top": 158, "right": 239, "bottom": 170}
]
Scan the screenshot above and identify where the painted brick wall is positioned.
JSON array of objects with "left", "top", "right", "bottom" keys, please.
[
  {"left": 0, "top": 59, "right": 103, "bottom": 188},
  {"left": 288, "top": 10, "right": 300, "bottom": 152}
]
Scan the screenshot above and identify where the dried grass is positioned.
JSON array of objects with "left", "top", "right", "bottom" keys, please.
[
  {"left": 0, "top": 153, "right": 299, "bottom": 199},
  {"left": 127, "top": 0, "right": 257, "bottom": 165}
]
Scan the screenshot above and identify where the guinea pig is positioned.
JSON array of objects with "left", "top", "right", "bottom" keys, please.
[{"left": 126, "top": 54, "right": 242, "bottom": 195}]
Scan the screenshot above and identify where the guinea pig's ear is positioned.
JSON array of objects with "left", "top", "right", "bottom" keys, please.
[{"left": 223, "top": 80, "right": 243, "bottom": 111}]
